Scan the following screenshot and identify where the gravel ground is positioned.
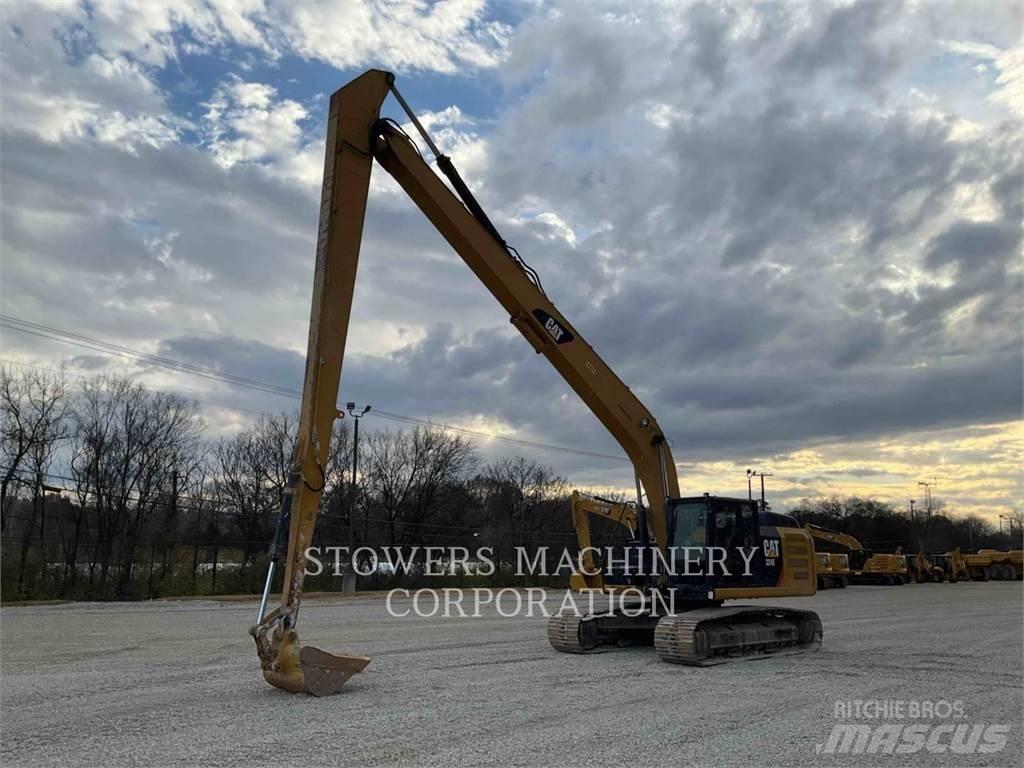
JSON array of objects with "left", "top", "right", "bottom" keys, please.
[{"left": 2, "top": 583, "right": 1022, "bottom": 767}]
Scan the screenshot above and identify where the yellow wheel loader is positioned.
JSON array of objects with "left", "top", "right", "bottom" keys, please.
[
  {"left": 929, "top": 548, "right": 969, "bottom": 583},
  {"left": 248, "top": 70, "right": 823, "bottom": 696}
]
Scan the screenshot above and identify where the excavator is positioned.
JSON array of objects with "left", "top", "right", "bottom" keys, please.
[
  {"left": 248, "top": 70, "right": 822, "bottom": 696},
  {"left": 814, "top": 552, "right": 850, "bottom": 589},
  {"left": 804, "top": 524, "right": 908, "bottom": 585}
]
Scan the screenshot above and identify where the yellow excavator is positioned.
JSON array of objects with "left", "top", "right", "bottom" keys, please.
[
  {"left": 814, "top": 552, "right": 850, "bottom": 589},
  {"left": 249, "top": 70, "right": 822, "bottom": 696},
  {"left": 805, "top": 524, "right": 908, "bottom": 585}
]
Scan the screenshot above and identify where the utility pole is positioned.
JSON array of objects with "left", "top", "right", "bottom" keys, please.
[
  {"left": 39, "top": 483, "right": 61, "bottom": 548},
  {"left": 151, "top": 470, "right": 177, "bottom": 599},
  {"left": 346, "top": 403, "right": 371, "bottom": 594},
  {"left": 748, "top": 471, "right": 772, "bottom": 510}
]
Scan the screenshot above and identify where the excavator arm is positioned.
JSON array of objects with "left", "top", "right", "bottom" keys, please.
[
  {"left": 804, "top": 523, "right": 865, "bottom": 553},
  {"left": 568, "top": 491, "right": 639, "bottom": 590},
  {"left": 372, "top": 88, "right": 680, "bottom": 540},
  {"left": 250, "top": 69, "right": 679, "bottom": 695}
]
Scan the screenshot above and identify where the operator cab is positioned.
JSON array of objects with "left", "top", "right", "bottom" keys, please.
[
  {"left": 667, "top": 496, "right": 771, "bottom": 597},
  {"left": 599, "top": 496, "right": 777, "bottom": 597}
]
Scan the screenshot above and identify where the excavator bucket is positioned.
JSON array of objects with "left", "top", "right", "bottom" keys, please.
[{"left": 250, "top": 621, "right": 371, "bottom": 696}]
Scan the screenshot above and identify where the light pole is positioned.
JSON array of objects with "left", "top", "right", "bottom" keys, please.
[
  {"left": 748, "top": 470, "right": 772, "bottom": 509},
  {"left": 347, "top": 402, "right": 372, "bottom": 535},
  {"left": 909, "top": 498, "right": 916, "bottom": 524},
  {"left": 346, "top": 403, "right": 372, "bottom": 541},
  {"left": 918, "top": 481, "right": 934, "bottom": 550},
  {"left": 998, "top": 514, "right": 1006, "bottom": 538}
]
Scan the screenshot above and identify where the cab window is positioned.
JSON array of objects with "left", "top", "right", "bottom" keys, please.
[{"left": 672, "top": 503, "right": 707, "bottom": 548}]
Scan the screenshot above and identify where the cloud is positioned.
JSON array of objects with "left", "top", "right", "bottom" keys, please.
[
  {"left": 1, "top": 5, "right": 181, "bottom": 149},
  {"left": 1, "top": 0, "right": 1021, "bottom": 517},
  {"left": 159, "top": 334, "right": 304, "bottom": 391},
  {"left": 201, "top": 78, "right": 321, "bottom": 187},
  {"left": 942, "top": 38, "right": 1024, "bottom": 117},
  {"left": 6, "top": 0, "right": 510, "bottom": 73},
  {"left": 269, "top": 0, "right": 511, "bottom": 73}
]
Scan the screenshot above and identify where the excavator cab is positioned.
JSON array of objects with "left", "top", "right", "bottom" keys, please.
[
  {"left": 602, "top": 497, "right": 763, "bottom": 595},
  {"left": 666, "top": 497, "right": 765, "bottom": 596},
  {"left": 601, "top": 496, "right": 816, "bottom": 601}
]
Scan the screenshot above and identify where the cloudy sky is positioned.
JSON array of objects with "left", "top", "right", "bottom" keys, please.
[{"left": 1, "top": 0, "right": 1021, "bottom": 521}]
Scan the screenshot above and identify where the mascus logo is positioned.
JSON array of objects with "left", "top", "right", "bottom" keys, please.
[{"left": 532, "top": 309, "right": 574, "bottom": 344}]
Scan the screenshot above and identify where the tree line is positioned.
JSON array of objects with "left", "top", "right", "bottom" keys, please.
[
  {"left": 0, "top": 367, "right": 572, "bottom": 600},
  {"left": 2, "top": 365, "right": 1019, "bottom": 601},
  {"left": 788, "top": 496, "right": 1019, "bottom": 556}
]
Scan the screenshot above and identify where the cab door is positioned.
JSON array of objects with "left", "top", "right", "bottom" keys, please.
[{"left": 712, "top": 501, "right": 763, "bottom": 588}]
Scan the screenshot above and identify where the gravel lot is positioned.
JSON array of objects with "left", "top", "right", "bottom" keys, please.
[{"left": 2, "top": 583, "right": 1022, "bottom": 767}]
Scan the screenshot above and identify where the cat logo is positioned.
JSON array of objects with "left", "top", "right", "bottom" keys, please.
[
  {"left": 532, "top": 309, "right": 574, "bottom": 345},
  {"left": 763, "top": 538, "right": 780, "bottom": 564}
]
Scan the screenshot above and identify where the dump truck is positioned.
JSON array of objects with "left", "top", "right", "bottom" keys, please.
[{"left": 962, "top": 550, "right": 1023, "bottom": 581}]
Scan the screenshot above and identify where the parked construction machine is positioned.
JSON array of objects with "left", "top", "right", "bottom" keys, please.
[
  {"left": 248, "top": 70, "right": 822, "bottom": 696},
  {"left": 963, "top": 549, "right": 1023, "bottom": 581},
  {"left": 814, "top": 552, "right": 850, "bottom": 589},
  {"left": 908, "top": 550, "right": 943, "bottom": 583},
  {"left": 805, "top": 524, "right": 908, "bottom": 585},
  {"left": 930, "top": 548, "right": 969, "bottom": 583}
]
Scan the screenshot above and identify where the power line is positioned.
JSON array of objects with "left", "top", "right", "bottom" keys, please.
[
  {"left": 0, "top": 316, "right": 629, "bottom": 463},
  {"left": 0, "top": 357, "right": 273, "bottom": 417},
  {"left": 0, "top": 315, "right": 299, "bottom": 398}
]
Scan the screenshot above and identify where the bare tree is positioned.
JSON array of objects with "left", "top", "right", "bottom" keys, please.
[
  {"left": 1, "top": 366, "right": 69, "bottom": 532},
  {"left": 68, "top": 376, "right": 201, "bottom": 596},
  {"left": 213, "top": 412, "right": 295, "bottom": 568},
  {"left": 481, "top": 456, "right": 568, "bottom": 553},
  {"left": 364, "top": 426, "right": 478, "bottom": 548},
  {"left": 318, "top": 419, "right": 353, "bottom": 548},
  {"left": 4, "top": 366, "right": 69, "bottom": 593}
]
